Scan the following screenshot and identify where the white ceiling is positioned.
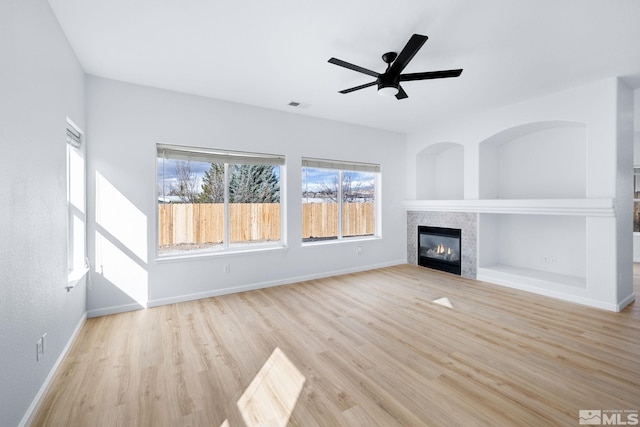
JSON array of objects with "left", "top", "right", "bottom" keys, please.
[{"left": 48, "top": 0, "right": 640, "bottom": 134}]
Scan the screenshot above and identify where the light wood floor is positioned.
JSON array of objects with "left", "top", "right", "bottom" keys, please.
[{"left": 32, "top": 264, "right": 640, "bottom": 426}]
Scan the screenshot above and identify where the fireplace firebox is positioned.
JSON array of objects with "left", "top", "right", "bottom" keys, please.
[{"left": 418, "top": 226, "right": 462, "bottom": 275}]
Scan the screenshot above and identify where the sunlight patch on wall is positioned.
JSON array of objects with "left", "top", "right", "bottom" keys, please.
[
  {"left": 95, "top": 230, "right": 148, "bottom": 308},
  {"left": 95, "top": 171, "right": 148, "bottom": 262},
  {"left": 237, "top": 347, "right": 305, "bottom": 427}
]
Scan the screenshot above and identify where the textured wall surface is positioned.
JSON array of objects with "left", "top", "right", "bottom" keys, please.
[
  {"left": 407, "top": 211, "right": 477, "bottom": 279},
  {"left": 0, "top": 1, "right": 86, "bottom": 425}
]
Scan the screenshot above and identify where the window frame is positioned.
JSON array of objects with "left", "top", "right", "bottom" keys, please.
[
  {"left": 155, "top": 143, "right": 286, "bottom": 260},
  {"left": 301, "top": 157, "right": 381, "bottom": 245},
  {"left": 66, "top": 118, "right": 88, "bottom": 288}
]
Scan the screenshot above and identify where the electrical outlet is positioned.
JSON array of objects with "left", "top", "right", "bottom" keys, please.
[
  {"left": 543, "top": 256, "right": 549, "bottom": 264},
  {"left": 223, "top": 264, "right": 230, "bottom": 273},
  {"left": 36, "top": 337, "right": 43, "bottom": 361},
  {"left": 550, "top": 257, "right": 557, "bottom": 264},
  {"left": 36, "top": 332, "right": 47, "bottom": 361},
  {"left": 357, "top": 247, "right": 363, "bottom": 255}
]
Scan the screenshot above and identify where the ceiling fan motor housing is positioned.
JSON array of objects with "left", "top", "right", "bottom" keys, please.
[
  {"left": 378, "top": 72, "right": 400, "bottom": 92},
  {"left": 379, "top": 51, "right": 400, "bottom": 92}
]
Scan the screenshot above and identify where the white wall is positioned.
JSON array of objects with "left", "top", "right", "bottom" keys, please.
[
  {"left": 616, "top": 80, "right": 634, "bottom": 300},
  {"left": 0, "top": 1, "right": 86, "bottom": 426},
  {"left": 85, "top": 76, "right": 407, "bottom": 316}
]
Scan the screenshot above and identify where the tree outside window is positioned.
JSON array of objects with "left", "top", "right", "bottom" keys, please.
[
  {"left": 157, "top": 145, "right": 283, "bottom": 257},
  {"left": 301, "top": 158, "right": 379, "bottom": 242}
]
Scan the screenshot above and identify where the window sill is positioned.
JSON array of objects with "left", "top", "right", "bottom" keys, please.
[
  {"left": 155, "top": 244, "right": 289, "bottom": 263},
  {"left": 67, "top": 267, "right": 89, "bottom": 291},
  {"left": 302, "top": 236, "right": 381, "bottom": 247}
]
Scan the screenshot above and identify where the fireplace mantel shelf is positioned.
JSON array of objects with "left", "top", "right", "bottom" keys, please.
[{"left": 403, "top": 198, "right": 615, "bottom": 217}]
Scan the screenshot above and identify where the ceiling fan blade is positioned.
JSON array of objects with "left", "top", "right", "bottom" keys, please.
[
  {"left": 339, "top": 81, "right": 377, "bottom": 94},
  {"left": 387, "top": 34, "right": 428, "bottom": 76},
  {"left": 329, "top": 58, "right": 379, "bottom": 78},
  {"left": 395, "top": 85, "right": 408, "bottom": 100},
  {"left": 400, "top": 69, "right": 463, "bottom": 81}
]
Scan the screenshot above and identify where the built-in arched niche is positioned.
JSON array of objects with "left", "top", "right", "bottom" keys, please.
[
  {"left": 416, "top": 142, "right": 464, "bottom": 200},
  {"left": 478, "top": 121, "right": 587, "bottom": 199}
]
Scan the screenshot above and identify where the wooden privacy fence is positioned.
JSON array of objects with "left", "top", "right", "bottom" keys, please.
[
  {"left": 158, "top": 202, "right": 374, "bottom": 245},
  {"left": 158, "top": 203, "right": 279, "bottom": 245},
  {"left": 301, "top": 202, "right": 374, "bottom": 238}
]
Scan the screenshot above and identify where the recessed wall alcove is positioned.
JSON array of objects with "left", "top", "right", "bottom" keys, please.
[
  {"left": 474, "top": 121, "right": 589, "bottom": 294},
  {"left": 407, "top": 120, "right": 598, "bottom": 306},
  {"left": 479, "top": 121, "right": 587, "bottom": 199},
  {"left": 478, "top": 214, "right": 587, "bottom": 290},
  {"left": 416, "top": 142, "right": 464, "bottom": 200}
]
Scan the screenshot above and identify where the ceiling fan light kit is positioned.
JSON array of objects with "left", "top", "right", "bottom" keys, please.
[
  {"left": 378, "top": 86, "right": 399, "bottom": 97},
  {"left": 329, "top": 34, "right": 463, "bottom": 100}
]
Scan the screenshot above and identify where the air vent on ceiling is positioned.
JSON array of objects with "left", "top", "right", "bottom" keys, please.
[{"left": 288, "top": 101, "right": 311, "bottom": 109}]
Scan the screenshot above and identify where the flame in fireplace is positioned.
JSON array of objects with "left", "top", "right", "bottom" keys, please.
[{"left": 435, "top": 244, "right": 453, "bottom": 255}]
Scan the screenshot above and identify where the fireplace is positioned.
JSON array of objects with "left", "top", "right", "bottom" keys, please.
[{"left": 418, "top": 226, "right": 462, "bottom": 275}]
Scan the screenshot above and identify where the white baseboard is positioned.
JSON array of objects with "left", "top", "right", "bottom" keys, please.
[
  {"left": 87, "top": 259, "right": 406, "bottom": 317},
  {"left": 19, "top": 312, "right": 87, "bottom": 427},
  {"left": 616, "top": 292, "right": 636, "bottom": 312},
  {"left": 87, "top": 302, "right": 145, "bottom": 318},
  {"left": 476, "top": 270, "right": 635, "bottom": 312}
]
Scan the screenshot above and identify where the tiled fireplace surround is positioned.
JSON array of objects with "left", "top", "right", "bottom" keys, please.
[{"left": 407, "top": 211, "right": 477, "bottom": 279}]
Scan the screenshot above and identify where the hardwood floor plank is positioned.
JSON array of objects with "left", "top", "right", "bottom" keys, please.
[{"left": 30, "top": 264, "right": 640, "bottom": 426}]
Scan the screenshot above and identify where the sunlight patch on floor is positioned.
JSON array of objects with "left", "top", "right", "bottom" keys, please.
[
  {"left": 433, "top": 297, "right": 453, "bottom": 308},
  {"left": 237, "top": 347, "right": 306, "bottom": 427}
]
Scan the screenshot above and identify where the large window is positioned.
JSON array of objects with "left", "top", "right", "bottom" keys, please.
[
  {"left": 302, "top": 158, "right": 379, "bottom": 242},
  {"left": 157, "top": 144, "right": 284, "bottom": 257},
  {"left": 67, "top": 119, "right": 87, "bottom": 283}
]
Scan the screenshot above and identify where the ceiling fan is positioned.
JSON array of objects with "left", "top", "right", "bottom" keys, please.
[{"left": 328, "top": 33, "right": 463, "bottom": 100}]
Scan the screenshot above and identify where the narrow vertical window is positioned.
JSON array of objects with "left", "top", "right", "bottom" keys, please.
[{"left": 67, "top": 119, "right": 87, "bottom": 283}]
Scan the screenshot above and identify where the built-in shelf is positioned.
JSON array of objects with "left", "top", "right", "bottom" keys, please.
[
  {"left": 403, "top": 198, "right": 615, "bottom": 217},
  {"left": 477, "top": 264, "right": 586, "bottom": 290}
]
